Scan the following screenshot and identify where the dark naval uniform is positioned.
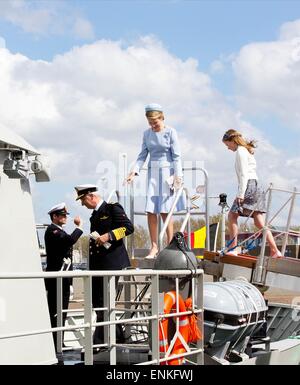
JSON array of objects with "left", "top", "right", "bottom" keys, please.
[
  {"left": 45, "top": 224, "right": 83, "bottom": 348},
  {"left": 89, "top": 201, "right": 134, "bottom": 345}
]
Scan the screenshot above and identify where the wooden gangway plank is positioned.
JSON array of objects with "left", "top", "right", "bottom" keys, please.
[
  {"left": 130, "top": 252, "right": 300, "bottom": 281},
  {"left": 203, "top": 251, "right": 257, "bottom": 269},
  {"left": 202, "top": 251, "right": 300, "bottom": 280}
]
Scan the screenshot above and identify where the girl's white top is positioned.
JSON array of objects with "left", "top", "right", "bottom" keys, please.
[{"left": 235, "top": 145, "right": 258, "bottom": 199}]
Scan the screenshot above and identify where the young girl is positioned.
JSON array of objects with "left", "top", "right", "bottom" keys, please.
[{"left": 222, "top": 129, "right": 282, "bottom": 258}]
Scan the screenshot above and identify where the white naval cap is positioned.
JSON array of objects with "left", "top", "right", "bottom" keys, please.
[
  {"left": 74, "top": 184, "right": 98, "bottom": 200},
  {"left": 48, "top": 202, "right": 70, "bottom": 216},
  {"left": 145, "top": 103, "right": 163, "bottom": 112}
]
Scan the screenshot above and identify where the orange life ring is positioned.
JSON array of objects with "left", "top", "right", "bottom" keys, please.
[{"left": 159, "top": 291, "right": 190, "bottom": 365}]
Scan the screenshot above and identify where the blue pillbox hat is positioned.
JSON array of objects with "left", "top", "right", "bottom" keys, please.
[{"left": 145, "top": 103, "right": 163, "bottom": 112}]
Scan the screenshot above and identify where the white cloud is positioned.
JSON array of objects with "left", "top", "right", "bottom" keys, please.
[
  {"left": 0, "top": 35, "right": 296, "bottom": 224},
  {"left": 0, "top": 0, "right": 53, "bottom": 34},
  {"left": 0, "top": 36, "right": 6, "bottom": 48},
  {"left": 233, "top": 19, "right": 300, "bottom": 130},
  {"left": 210, "top": 60, "right": 224, "bottom": 74},
  {"left": 279, "top": 20, "right": 300, "bottom": 40},
  {"left": 0, "top": 0, "right": 95, "bottom": 39},
  {"left": 73, "top": 17, "right": 95, "bottom": 40}
]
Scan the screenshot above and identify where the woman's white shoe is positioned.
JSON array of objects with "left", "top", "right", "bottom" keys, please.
[
  {"left": 271, "top": 251, "right": 283, "bottom": 258},
  {"left": 225, "top": 250, "right": 238, "bottom": 256},
  {"left": 145, "top": 254, "right": 157, "bottom": 259}
]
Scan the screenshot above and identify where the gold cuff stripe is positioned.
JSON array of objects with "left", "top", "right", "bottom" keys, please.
[{"left": 112, "top": 227, "right": 127, "bottom": 241}]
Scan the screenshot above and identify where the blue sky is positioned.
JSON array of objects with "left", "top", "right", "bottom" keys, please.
[
  {"left": 2, "top": 1, "right": 299, "bottom": 66},
  {"left": 1, "top": 0, "right": 297, "bottom": 147},
  {"left": 1, "top": 0, "right": 300, "bottom": 229}
]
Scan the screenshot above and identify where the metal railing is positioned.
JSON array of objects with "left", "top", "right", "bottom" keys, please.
[
  {"left": 0, "top": 268, "right": 204, "bottom": 365},
  {"left": 128, "top": 166, "right": 209, "bottom": 257},
  {"left": 107, "top": 189, "right": 120, "bottom": 203},
  {"left": 159, "top": 186, "right": 185, "bottom": 250},
  {"left": 253, "top": 184, "right": 299, "bottom": 285}
]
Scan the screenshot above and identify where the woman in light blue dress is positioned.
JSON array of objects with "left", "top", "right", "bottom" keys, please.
[{"left": 126, "top": 104, "right": 185, "bottom": 258}]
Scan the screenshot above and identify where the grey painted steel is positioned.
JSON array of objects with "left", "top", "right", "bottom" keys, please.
[
  {"left": 221, "top": 206, "right": 226, "bottom": 249},
  {"left": 108, "top": 276, "right": 117, "bottom": 365},
  {"left": 253, "top": 185, "right": 273, "bottom": 285},
  {"left": 120, "top": 153, "right": 128, "bottom": 211},
  {"left": 123, "top": 275, "right": 132, "bottom": 340},
  {"left": 133, "top": 211, "right": 206, "bottom": 216},
  {"left": 0, "top": 132, "right": 55, "bottom": 365},
  {"left": 103, "top": 276, "right": 109, "bottom": 345},
  {"left": 0, "top": 269, "right": 204, "bottom": 278},
  {"left": 128, "top": 165, "right": 209, "bottom": 256},
  {"left": 107, "top": 189, "right": 120, "bottom": 203},
  {"left": 265, "top": 272, "right": 300, "bottom": 291},
  {"left": 268, "top": 195, "right": 293, "bottom": 226},
  {"left": 158, "top": 215, "right": 162, "bottom": 248},
  {"left": 203, "top": 281, "right": 268, "bottom": 359},
  {"left": 56, "top": 278, "right": 63, "bottom": 353},
  {"left": 203, "top": 258, "right": 300, "bottom": 292},
  {"left": 0, "top": 123, "right": 39, "bottom": 154},
  {"left": 197, "top": 274, "right": 204, "bottom": 365},
  {"left": 186, "top": 189, "right": 192, "bottom": 249},
  {"left": 150, "top": 275, "right": 160, "bottom": 364},
  {"left": 121, "top": 154, "right": 128, "bottom": 250},
  {"left": 267, "top": 258, "right": 300, "bottom": 277},
  {"left": 237, "top": 339, "right": 300, "bottom": 365},
  {"left": 0, "top": 268, "right": 204, "bottom": 365},
  {"left": 83, "top": 276, "right": 93, "bottom": 365},
  {"left": 129, "top": 183, "right": 135, "bottom": 258},
  {"left": 158, "top": 186, "right": 184, "bottom": 251},
  {"left": 281, "top": 188, "right": 297, "bottom": 257},
  {"left": 181, "top": 167, "right": 209, "bottom": 250},
  {"left": 267, "top": 303, "right": 300, "bottom": 342},
  {"left": 204, "top": 280, "right": 267, "bottom": 315},
  {"left": 204, "top": 339, "right": 300, "bottom": 365},
  {"left": 180, "top": 211, "right": 190, "bottom": 233},
  {"left": 203, "top": 168, "right": 210, "bottom": 251}
]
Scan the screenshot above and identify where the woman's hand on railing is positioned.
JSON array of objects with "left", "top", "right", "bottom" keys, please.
[
  {"left": 173, "top": 176, "right": 183, "bottom": 191},
  {"left": 123, "top": 171, "right": 136, "bottom": 185}
]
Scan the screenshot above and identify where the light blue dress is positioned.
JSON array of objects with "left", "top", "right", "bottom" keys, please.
[{"left": 133, "top": 126, "right": 186, "bottom": 214}]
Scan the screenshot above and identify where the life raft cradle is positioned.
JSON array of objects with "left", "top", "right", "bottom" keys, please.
[{"left": 159, "top": 291, "right": 202, "bottom": 365}]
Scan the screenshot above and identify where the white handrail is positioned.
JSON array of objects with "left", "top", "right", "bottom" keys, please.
[
  {"left": 107, "top": 189, "right": 120, "bottom": 203},
  {"left": 0, "top": 269, "right": 201, "bottom": 279},
  {"left": 158, "top": 186, "right": 185, "bottom": 249},
  {"left": 0, "top": 268, "right": 204, "bottom": 366},
  {"left": 253, "top": 184, "right": 299, "bottom": 285},
  {"left": 128, "top": 166, "right": 210, "bottom": 256}
]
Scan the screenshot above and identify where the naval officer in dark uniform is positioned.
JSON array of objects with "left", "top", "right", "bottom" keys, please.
[
  {"left": 75, "top": 184, "right": 134, "bottom": 347},
  {"left": 44, "top": 203, "right": 83, "bottom": 350}
]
